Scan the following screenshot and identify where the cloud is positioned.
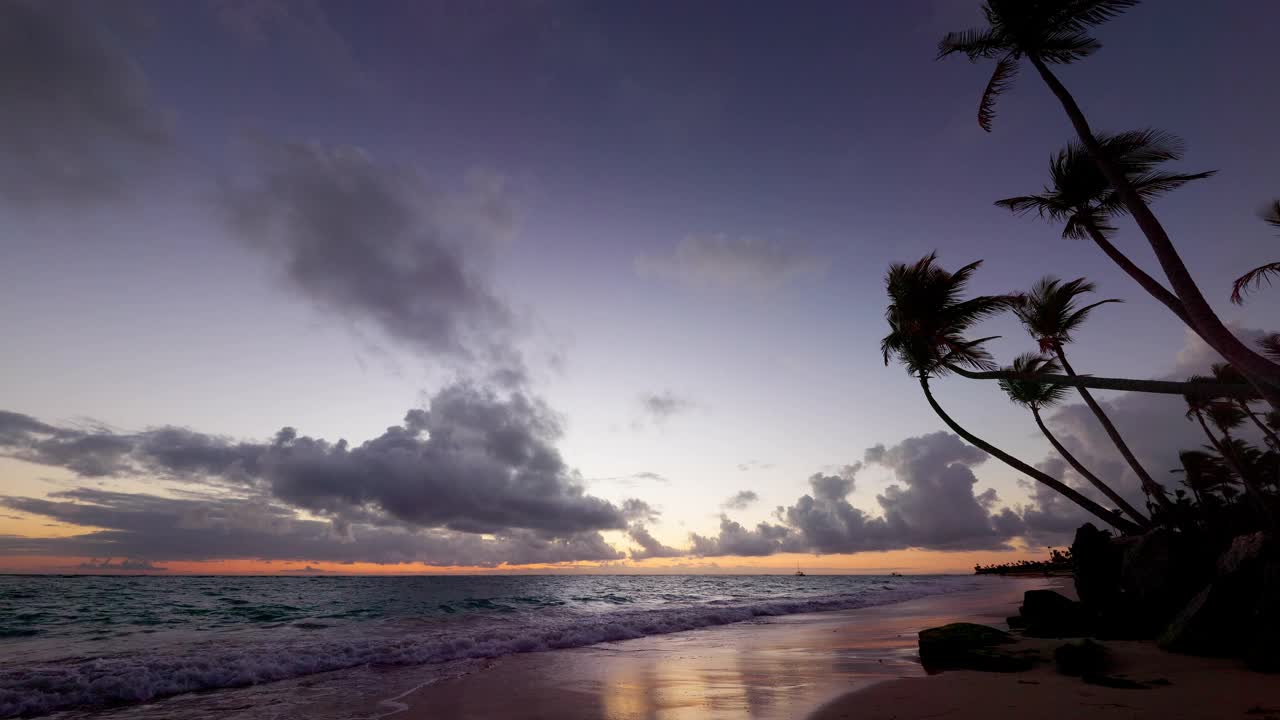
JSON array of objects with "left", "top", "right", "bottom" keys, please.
[
  {"left": 635, "top": 235, "right": 825, "bottom": 290},
  {"left": 722, "top": 490, "right": 759, "bottom": 511},
  {"left": 0, "top": 382, "right": 643, "bottom": 541},
  {"left": 211, "top": 0, "right": 367, "bottom": 87},
  {"left": 627, "top": 524, "right": 683, "bottom": 560},
  {"left": 0, "top": 488, "right": 623, "bottom": 567},
  {"left": 77, "top": 557, "right": 167, "bottom": 572},
  {"left": 0, "top": 0, "right": 170, "bottom": 208},
  {"left": 691, "top": 433, "right": 1023, "bottom": 557},
  {"left": 638, "top": 391, "right": 694, "bottom": 422},
  {"left": 736, "top": 460, "right": 775, "bottom": 472},
  {"left": 221, "top": 139, "right": 523, "bottom": 377}
]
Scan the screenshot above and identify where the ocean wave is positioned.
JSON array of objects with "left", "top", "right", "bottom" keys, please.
[{"left": 0, "top": 578, "right": 975, "bottom": 718}]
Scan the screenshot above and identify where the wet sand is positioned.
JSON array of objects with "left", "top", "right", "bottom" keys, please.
[{"left": 388, "top": 576, "right": 1047, "bottom": 720}]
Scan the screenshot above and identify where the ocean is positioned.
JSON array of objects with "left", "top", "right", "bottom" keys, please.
[{"left": 0, "top": 573, "right": 981, "bottom": 718}]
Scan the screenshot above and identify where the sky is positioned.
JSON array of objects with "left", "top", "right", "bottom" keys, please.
[{"left": 0, "top": 0, "right": 1276, "bottom": 575}]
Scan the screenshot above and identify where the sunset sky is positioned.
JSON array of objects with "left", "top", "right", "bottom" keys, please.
[{"left": 1, "top": 0, "right": 1277, "bottom": 575}]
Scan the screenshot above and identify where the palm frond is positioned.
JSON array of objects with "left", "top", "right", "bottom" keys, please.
[
  {"left": 1230, "top": 262, "right": 1280, "bottom": 304},
  {"left": 937, "top": 27, "right": 1008, "bottom": 60},
  {"left": 1263, "top": 200, "right": 1280, "bottom": 230},
  {"left": 978, "top": 55, "right": 1018, "bottom": 132},
  {"left": 1036, "top": 31, "right": 1101, "bottom": 63},
  {"left": 1062, "top": 297, "right": 1123, "bottom": 336},
  {"left": 1048, "top": 0, "right": 1141, "bottom": 33},
  {"left": 1258, "top": 333, "right": 1280, "bottom": 363},
  {"left": 998, "top": 353, "right": 1070, "bottom": 408}
]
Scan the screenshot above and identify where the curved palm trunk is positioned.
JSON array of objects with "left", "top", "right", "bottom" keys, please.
[
  {"left": 945, "top": 364, "right": 1248, "bottom": 398},
  {"left": 1054, "top": 348, "right": 1175, "bottom": 514},
  {"left": 1082, "top": 221, "right": 1189, "bottom": 325},
  {"left": 919, "top": 376, "right": 1140, "bottom": 533},
  {"left": 1238, "top": 399, "right": 1280, "bottom": 450},
  {"left": 1031, "top": 406, "right": 1150, "bottom": 527},
  {"left": 1028, "top": 55, "right": 1280, "bottom": 408},
  {"left": 1194, "top": 411, "right": 1277, "bottom": 529}
]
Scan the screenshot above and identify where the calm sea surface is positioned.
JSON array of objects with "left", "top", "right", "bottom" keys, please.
[{"left": 0, "top": 574, "right": 981, "bottom": 717}]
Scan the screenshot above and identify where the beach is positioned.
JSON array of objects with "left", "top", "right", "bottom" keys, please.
[{"left": 23, "top": 574, "right": 1279, "bottom": 719}]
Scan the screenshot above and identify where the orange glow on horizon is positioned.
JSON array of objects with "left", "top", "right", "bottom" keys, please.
[{"left": 0, "top": 546, "right": 1049, "bottom": 576}]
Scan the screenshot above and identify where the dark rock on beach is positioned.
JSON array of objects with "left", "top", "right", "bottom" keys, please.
[{"left": 918, "top": 623, "right": 1035, "bottom": 673}]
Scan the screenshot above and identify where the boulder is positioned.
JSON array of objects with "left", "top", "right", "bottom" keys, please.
[
  {"left": 1217, "top": 531, "right": 1270, "bottom": 577},
  {"left": 1020, "top": 589, "right": 1089, "bottom": 638},
  {"left": 1119, "top": 529, "right": 1206, "bottom": 634},
  {"left": 918, "top": 623, "right": 1034, "bottom": 673},
  {"left": 1157, "top": 586, "right": 1223, "bottom": 654},
  {"left": 1244, "top": 562, "right": 1280, "bottom": 672},
  {"left": 1071, "top": 523, "right": 1122, "bottom": 612}
]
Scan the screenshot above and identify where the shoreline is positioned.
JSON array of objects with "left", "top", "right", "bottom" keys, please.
[{"left": 382, "top": 576, "right": 1049, "bottom": 720}]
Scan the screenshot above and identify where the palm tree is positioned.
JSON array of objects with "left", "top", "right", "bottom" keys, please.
[
  {"left": 1210, "top": 363, "right": 1280, "bottom": 450},
  {"left": 1259, "top": 334, "right": 1280, "bottom": 363},
  {"left": 1013, "top": 276, "right": 1173, "bottom": 512},
  {"left": 994, "top": 130, "right": 1212, "bottom": 325},
  {"left": 1171, "top": 449, "right": 1233, "bottom": 506},
  {"left": 939, "top": 1, "right": 1280, "bottom": 402},
  {"left": 999, "top": 353, "right": 1149, "bottom": 526},
  {"left": 881, "top": 254, "right": 1141, "bottom": 533},
  {"left": 1230, "top": 201, "right": 1280, "bottom": 304},
  {"left": 1185, "top": 381, "right": 1275, "bottom": 526}
]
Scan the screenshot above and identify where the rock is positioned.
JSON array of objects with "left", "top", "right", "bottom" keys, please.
[
  {"left": 1119, "top": 529, "right": 1207, "bottom": 635},
  {"left": 1218, "top": 532, "right": 1270, "bottom": 577},
  {"left": 918, "top": 623, "right": 1034, "bottom": 673},
  {"left": 1245, "top": 562, "right": 1280, "bottom": 672},
  {"left": 1071, "top": 523, "right": 1122, "bottom": 612},
  {"left": 1020, "top": 589, "right": 1089, "bottom": 638},
  {"left": 1158, "top": 584, "right": 1241, "bottom": 656},
  {"left": 1054, "top": 639, "right": 1109, "bottom": 676},
  {"left": 1006, "top": 615, "right": 1027, "bottom": 630}
]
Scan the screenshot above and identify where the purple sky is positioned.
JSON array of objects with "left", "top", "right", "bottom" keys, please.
[{"left": 0, "top": 0, "right": 1276, "bottom": 572}]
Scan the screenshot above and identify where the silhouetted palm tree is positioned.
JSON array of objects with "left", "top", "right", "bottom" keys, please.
[
  {"left": 1172, "top": 449, "right": 1233, "bottom": 507},
  {"left": 1014, "top": 276, "right": 1172, "bottom": 512},
  {"left": 995, "top": 131, "right": 1212, "bottom": 324},
  {"left": 881, "top": 254, "right": 1140, "bottom": 533},
  {"left": 1230, "top": 201, "right": 1280, "bottom": 304},
  {"left": 1210, "top": 363, "right": 1280, "bottom": 450},
  {"left": 939, "top": 0, "right": 1280, "bottom": 403},
  {"left": 999, "top": 353, "right": 1148, "bottom": 526},
  {"left": 1185, "top": 381, "right": 1275, "bottom": 526}
]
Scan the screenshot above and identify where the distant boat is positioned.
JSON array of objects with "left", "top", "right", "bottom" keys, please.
[
  {"left": 795, "top": 562, "right": 805, "bottom": 577},
  {"left": 890, "top": 572, "right": 902, "bottom": 577}
]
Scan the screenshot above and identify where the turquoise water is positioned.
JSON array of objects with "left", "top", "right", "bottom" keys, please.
[{"left": 0, "top": 574, "right": 978, "bottom": 717}]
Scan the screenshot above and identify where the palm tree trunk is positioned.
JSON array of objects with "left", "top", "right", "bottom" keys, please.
[
  {"left": 1238, "top": 399, "right": 1280, "bottom": 449},
  {"left": 1031, "top": 407, "right": 1150, "bottom": 527},
  {"left": 1054, "top": 348, "right": 1175, "bottom": 514},
  {"left": 1195, "top": 412, "right": 1277, "bottom": 529},
  {"left": 1082, "top": 220, "right": 1189, "bottom": 325},
  {"left": 945, "top": 364, "right": 1248, "bottom": 398},
  {"left": 1027, "top": 55, "right": 1280, "bottom": 408},
  {"left": 918, "top": 375, "right": 1140, "bottom": 533}
]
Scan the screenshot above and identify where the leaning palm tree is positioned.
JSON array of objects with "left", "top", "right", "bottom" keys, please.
[
  {"left": 1230, "top": 200, "right": 1280, "bottom": 304},
  {"left": 1261, "top": 334, "right": 1280, "bottom": 363},
  {"left": 1185, "top": 382, "right": 1276, "bottom": 526},
  {"left": 1014, "top": 276, "right": 1173, "bottom": 512},
  {"left": 1210, "top": 363, "right": 1280, "bottom": 451},
  {"left": 999, "top": 353, "right": 1148, "bottom": 526},
  {"left": 1172, "top": 449, "right": 1233, "bottom": 507},
  {"left": 939, "top": 1, "right": 1280, "bottom": 402},
  {"left": 995, "top": 131, "right": 1212, "bottom": 324},
  {"left": 881, "top": 254, "right": 1140, "bottom": 533}
]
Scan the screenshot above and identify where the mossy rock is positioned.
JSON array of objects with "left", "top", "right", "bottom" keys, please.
[{"left": 919, "top": 623, "right": 1033, "bottom": 673}]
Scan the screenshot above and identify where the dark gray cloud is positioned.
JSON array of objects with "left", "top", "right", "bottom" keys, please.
[
  {"left": 0, "top": 383, "right": 640, "bottom": 541},
  {"left": 690, "top": 433, "right": 1023, "bottom": 557},
  {"left": 0, "top": 0, "right": 170, "bottom": 208},
  {"left": 721, "top": 490, "right": 758, "bottom": 511},
  {"left": 77, "top": 557, "right": 167, "bottom": 572},
  {"left": 627, "top": 524, "right": 684, "bottom": 560},
  {"left": 635, "top": 235, "right": 826, "bottom": 290},
  {"left": 222, "top": 139, "right": 522, "bottom": 375},
  {"left": 0, "top": 488, "right": 623, "bottom": 567},
  {"left": 638, "top": 391, "right": 694, "bottom": 422}
]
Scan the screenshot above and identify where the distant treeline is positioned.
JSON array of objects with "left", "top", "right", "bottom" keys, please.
[{"left": 974, "top": 548, "right": 1072, "bottom": 576}]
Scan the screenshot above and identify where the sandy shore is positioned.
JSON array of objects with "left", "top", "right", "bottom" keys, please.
[{"left": 385, "top": 576, "right": 1046, "bottom": 720}]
